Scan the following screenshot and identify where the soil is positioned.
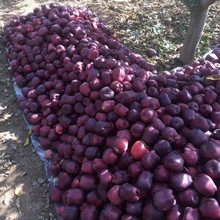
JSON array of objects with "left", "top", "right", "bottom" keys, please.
[{"left": 0, "top": 0, "right": 219, "bottom": 219}]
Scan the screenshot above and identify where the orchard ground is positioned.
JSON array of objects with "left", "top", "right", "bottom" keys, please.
[{"left": 0, "top": 0, "right": 219, "bottom": 219}]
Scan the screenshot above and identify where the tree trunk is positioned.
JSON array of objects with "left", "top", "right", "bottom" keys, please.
[{"left": 180, "top": 6, "right": 210, "bottom": 64}]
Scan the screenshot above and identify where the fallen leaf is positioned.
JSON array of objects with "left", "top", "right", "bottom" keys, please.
[
  {"left": 16, "top": 197, "right": 21, "bottom": 209},
  {"left": 15, "top": 184, "right": 24, "bottom": 196},
  {"left": 204, "top": 74, "right": 220, "bottom": 81},
  {"left": 23, "top": 137, "right": 30, "bottom": 147},
  {"left": 28, "top": 128, "right": 33, "bottom": 135},
  {"left": 19, "top": 171, "right": 27, "bottom": 177},
  {"left": 38, "top": 178, "right": 45, "bottom": 184}
]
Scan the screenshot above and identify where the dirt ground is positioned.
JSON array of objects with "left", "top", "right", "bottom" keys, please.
[{"left": 0, "top": 0, "right": 219, "bottom": 219}]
